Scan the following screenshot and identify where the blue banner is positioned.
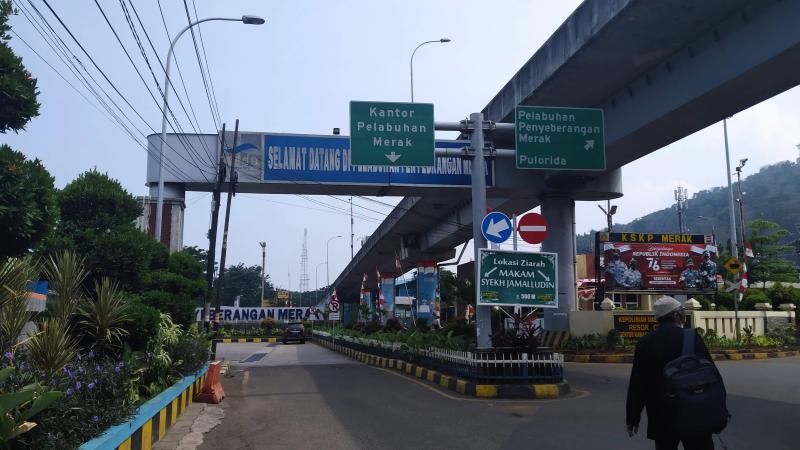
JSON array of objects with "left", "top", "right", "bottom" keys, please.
[
  {"left": 263, "top": 134, "right": 493, "bottom": 187},
  {"left": 416, "top": 267, "right": 438, "bottom": 320}
]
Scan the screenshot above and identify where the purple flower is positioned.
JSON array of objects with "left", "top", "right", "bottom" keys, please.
[
  {"left": 47, "top": 432, "right": 54, "bottom": 441},
  {"left": 3, "top": 351, "right": 12, "bottom": 360},
  {"left": 87, "top": 351, "right": 95, "bottom": 359},
  {"left": 65, "top": 388, "right": 74, "bottom": 396},
  {"left": 76, "top": 353, "right": 82, "bottom": 361},
  {"left": 114, "top": 365, "right": 121, "bottom": 373},
  {"left": 88, "top": 381, "right": 96, "bottom": 390},
  {"left": 75, "top": 381, "right": 82, "bottom": 390},
  {"left": 92, "top": 415, "right": 100, "bottom": 422}
]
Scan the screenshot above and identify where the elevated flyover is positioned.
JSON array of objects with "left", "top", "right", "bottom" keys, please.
[{"left": 330, "top": 0, "right": 800, "bottom": 311}]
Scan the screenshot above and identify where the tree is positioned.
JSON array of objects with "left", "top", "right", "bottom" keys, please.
[
  {"left": 0, "top": 145, "right": 56, "bottom": 259},
  {"left": 42, "top": 169, "right": 166, "bottom": 291},
  {"left": 220, "top": 263, "right": 274, "bottom": 307},
  {"left": 140, "top": 250, "right": 206, "bottom": 325},
  {"left": 747, "top": 220, "right": 799, "bottom": 287},
  {"left": 0, "top": 0, "right": 39, "bottom": 133}
]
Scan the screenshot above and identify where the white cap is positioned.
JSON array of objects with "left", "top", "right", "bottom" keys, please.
[{"left": 653, "top": 296, "right": 682, "bottom": 319}]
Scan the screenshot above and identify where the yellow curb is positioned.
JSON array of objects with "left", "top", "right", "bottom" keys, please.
[
  {"left": 603, "top": 355, "right": 624, "bottom": 363},
  {"left": 252, "top": 338, "right": 261, "bottom": 343},
  {"left": 456, "top": 379, "right": 467, "bottom": 394},
  {"left": 415, "top": 367, "right": 424, "bottom": 378},
  {"left": 405, "top": 364, "right": 413, "bottom": 374},
  {"left": 753, "top": 353, "right": 768, "bottom": 359},
  {"left": 727, "top": 353, "right": 743, "bottom": 360},
  {"left": 439, "top": 375, "right": 451, "bottom": 388},
  {"left": 222, "top": 338, "right": 231, "bottom": 343},
  {"left": 426, "top": 371, "right": 437, "bottom": 383},
  {"left": 534, "top": 384, "right": 560, "bottom": 399},
  {"left": 475, "top": 385, "right": 497, "bottom": 398}
]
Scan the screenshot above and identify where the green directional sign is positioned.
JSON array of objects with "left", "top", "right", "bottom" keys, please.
[
  {"left": 515, "top": 105, "right": 605, "bottom": 171},
  {"left": 350, "top": 101, "right": 435, "bottom": 167},
  {"left": 478, "top": 249, "right": 558, "bottom": 308}
]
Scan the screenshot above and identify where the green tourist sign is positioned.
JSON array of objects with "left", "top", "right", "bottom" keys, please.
[
  {"left": 478, "top": 249, "right": 558, "bottom": 308},
  {"left": 350, "top": 101, "right": 435, "bottom": 167},
  {"left": 515, "top": 105, "right": 605, "bottom": 170}
]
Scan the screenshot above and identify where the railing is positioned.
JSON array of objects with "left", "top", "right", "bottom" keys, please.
[{"left": 314, "top": 331, "right": 564, "bottom": 384}]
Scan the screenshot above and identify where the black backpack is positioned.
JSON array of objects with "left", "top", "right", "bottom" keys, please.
[{"left": 662, "top": 328, "right": 730, "bottom": 436}]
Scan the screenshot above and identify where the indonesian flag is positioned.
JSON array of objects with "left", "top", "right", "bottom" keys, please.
[
  {"left": 744, "top": 241, "right": 755, "bottom": 259},
  {"left": 739, "top": 268, "right": 749, "bottom": 294},
  {"left": 395, "top": 255, "right": 403, "bottom": 273},
  {"left": 376, "top": 267, "right": 384, "bottom": 307},
  {"left": 331, "top": 288, "right": 338, "bottom": 303},
  {"left": 360, "top": 272, "right": 368, "bottom": 304}
]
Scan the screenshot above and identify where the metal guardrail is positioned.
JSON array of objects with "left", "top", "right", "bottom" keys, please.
[{"left": 313, "top": 331, "right": 564, "bottom": 384}]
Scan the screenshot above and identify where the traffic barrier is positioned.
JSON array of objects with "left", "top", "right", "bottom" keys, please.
[
  {"left": 195, "top": 361, "right": 225, "bottom": 404},
  {"left": 563, "top": 350, "right": 798, "bottom": 363},
  {"left": 314, "top": 334, "right": 570, "bottom": 399},
  {"left": 80, "top": 366, "right": 208, "bottom": 450}
]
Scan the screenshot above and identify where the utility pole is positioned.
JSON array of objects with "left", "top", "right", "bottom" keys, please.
[
  {"left": 735, "top": 159, "right": 748, "bottom": 246},
  {"left": 203, "top": 123, "right": 226, "bottom": 329},
  {"left": 674, "top": 186, "right": 688, "bottom": 234},
  {"left": 723, "top": 119, "right": 741, "bottom": 341},
  {"left": 350, "top": 196, "right": 354, "bottom": 259},
  {"left": 215, "top": 120, "right": 240, "bottom": 320},
  {"left": 260, "top": 241, "right": 267, "bottom": 307}
]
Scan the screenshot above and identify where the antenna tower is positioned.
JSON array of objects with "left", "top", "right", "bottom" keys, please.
[{"left": 300, "top": 228, "right": 310, "bottom": 294}]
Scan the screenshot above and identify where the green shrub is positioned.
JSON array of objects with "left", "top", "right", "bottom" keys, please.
[
  {"left": 171, "top": 325, "right": 209, "bottom": 377},
  {"left": 564, "top": 334, "right": 605, "bottom": 351},
  {"left": 384, "top": 318, "right": 404, "bottom": 332},
  {"left": 741, "top": 289, "right": 770, "bottom": 311},
  {"left": 122, "top": 297, "right": 161, "bottom": 352},
  {"left": 766, "top": 323, "right": 797, "bottom": 347},
  {"left": 767, "top": 283, "right": 800, "bottom": 309},
  {"left": 606, "top": 329, "right": 622, "bottom": 349}
]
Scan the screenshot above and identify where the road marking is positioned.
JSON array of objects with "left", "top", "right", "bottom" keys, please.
[{"left": 369, "top": 366, "right": 590, "bottom": 404}]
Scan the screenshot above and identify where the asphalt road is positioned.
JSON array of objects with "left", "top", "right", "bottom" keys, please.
[{"left": 203, "top": 342, "right": 800, "bottom": 450}]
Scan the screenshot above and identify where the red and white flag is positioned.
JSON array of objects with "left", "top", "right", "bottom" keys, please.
[
  {"left": 744, "top": 241, "right": 754, "bottom": 259},
  {"left": 360, "top": 272, "right": 368, "bottom": 294},
  {"left": 331, "top": 288, "right": 338, "bottom": 303},
  {"left": 395, "top": 255, "right": 403, "bottom": 273},
  {"left": 376, "top": 267, "right": 384, "bottom": 307}
]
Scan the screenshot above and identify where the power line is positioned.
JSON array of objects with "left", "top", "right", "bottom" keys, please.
[
  {"left": 190, "top": 0, "right": 222, "bottom": 127},
  {"left": 181, "top": 0, "right": 222, "bottom": 129}
]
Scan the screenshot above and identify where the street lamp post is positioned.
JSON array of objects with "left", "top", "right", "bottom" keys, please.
[
  {"left": 597, "top": 201, "right": 617, "bottom": 232},
  {"left": 259, "top": 241, "right": 266, "bottom": 305},
  {"left": 315, "top": 262, "right": 326, "bottom": 305},
  {"left": 735, "top": 158, "right": 748, "bottom": 247},
  {"left": 723, "top": 119, "right": 741, "bottom": 341},
  {"left": 410, "top": 38, "right": 451, "bottom": 102},
  {"left": 326, "top": 235, "right": 342, "bottom": 287},
  {"left": 154, "top": 15, "right": 265, "bottom": 243}
]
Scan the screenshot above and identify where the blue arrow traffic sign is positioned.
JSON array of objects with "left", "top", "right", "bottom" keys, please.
[{"left": 481, "top": 211, "right": 512, "bottom": 244}]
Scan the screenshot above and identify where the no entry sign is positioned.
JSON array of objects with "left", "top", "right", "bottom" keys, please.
[{"left": 518, "top": 213, "right": 549, "bottom": 244}]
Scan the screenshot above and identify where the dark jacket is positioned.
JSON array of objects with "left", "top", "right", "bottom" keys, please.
[{"left": 625, "top": 323, "right": 718, "bottom": 440}]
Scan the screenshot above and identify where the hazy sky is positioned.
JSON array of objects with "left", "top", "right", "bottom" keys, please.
[{"left": 5, "top": 1, "right": 799, "bottom": 291}]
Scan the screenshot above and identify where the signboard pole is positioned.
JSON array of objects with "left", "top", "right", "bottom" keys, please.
[{"left": 469, "top": 112, "right": 491, "bottom": 348}]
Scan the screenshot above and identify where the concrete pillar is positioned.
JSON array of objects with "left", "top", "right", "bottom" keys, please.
[{"left": 540, "top": 197, "right": 576, "bottom": 331}]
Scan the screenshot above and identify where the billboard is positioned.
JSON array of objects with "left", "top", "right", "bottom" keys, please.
[{"left": 597, "top": 232, "right": 717, "bottom": 294}]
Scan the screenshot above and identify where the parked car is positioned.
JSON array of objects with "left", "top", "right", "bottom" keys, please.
[{"left": 282, "top": 322, "right": 306, "bottom": 344}]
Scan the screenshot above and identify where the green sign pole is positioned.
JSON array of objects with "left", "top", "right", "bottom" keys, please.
[
  {"left": 478, "top": 249, "right": 558, "bottom": 308},
  {"left": 350, "top": 101, "right": 435, "bottom": 167},
  {"left": 515, "top": 105, "right": 605, "bottom": 170}
]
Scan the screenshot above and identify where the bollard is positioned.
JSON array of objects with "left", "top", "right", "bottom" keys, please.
[{"left": 194, "top": 361, "right": 226, "bottom": 404}]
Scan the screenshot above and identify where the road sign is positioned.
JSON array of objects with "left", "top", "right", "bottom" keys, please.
[
  {"left": 724, "top": 280, "right": 741, "bottom": 293},
  {"left": 329, "top": 312, "right": 340, "bottom": 321},
  {"left": 515, "top": 105, "right": 605, "bottom": 170},
  {"left": 262, "top": 135, "right": 494, "bottom": 187},
  {"left": 517, "top": 212, "right": 549, "bottom": 244},
  {"left": 481, "top": 211, "right": 512, "bottom": 244},
  {"left": 350, "top": 101, "right": 435, "bottom": 167},
  {"left": 277, "top": 290, "right": 289, "bottom": 300},
  {"left": 328, "top": 299, "right": 340, "bottom": 313},
  {"left": 723, "top": 257, "right": 742, "bottom": 275},
  {"left": 478, "top": 249, "right": 558, "bottom": 308}
]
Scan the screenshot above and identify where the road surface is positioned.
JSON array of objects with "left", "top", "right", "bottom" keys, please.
[{"left": 203, "top": 341, "right": 800, "bottom": 449}]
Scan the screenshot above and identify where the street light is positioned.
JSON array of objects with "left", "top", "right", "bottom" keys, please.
[
  {"left": 259, "top": 241, "right": 266, "bottom": 305},
  {"left": 154, "top": 15, "right": 265, "bottom": 243},
  {"left": 326, "top": 235, "right": 342, "bottom": 288},
  {"left": 735, "top": 158, "right": 748, "bottom": 246},
  {"left": 410, "top": 38, "right": 451, "bottom": 102},
  {"left": 597, "top": 200, "right": 617, "bottom": 232},
  {"left": 315, "top": 262, "right": 326, "bottom": 305},
  {"left": 697, "top": 216, "right": 717, "bottom": 243}
]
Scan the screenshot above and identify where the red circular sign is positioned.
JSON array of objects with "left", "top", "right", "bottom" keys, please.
[{"left": 518, "top": 212, "right": 549, "bottom": 244}]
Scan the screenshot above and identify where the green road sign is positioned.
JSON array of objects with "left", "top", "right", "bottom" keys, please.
[
  {"left": 515, "top": 105, "right": 605, "bottom": 170},
  {"left": 350, "top": 101, "right": 435, "bottom": 167},
  {"left": 478, "top": 249, "right": 558, "bottom": 308}
]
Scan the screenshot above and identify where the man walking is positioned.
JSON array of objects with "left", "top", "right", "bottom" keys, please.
[{"left": 626, "top": 296, "right": 726, "bottom": 449}]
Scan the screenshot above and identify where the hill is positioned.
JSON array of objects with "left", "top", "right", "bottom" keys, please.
[{"left": 577, "top": 160, "right": 800, "bottom": 254}]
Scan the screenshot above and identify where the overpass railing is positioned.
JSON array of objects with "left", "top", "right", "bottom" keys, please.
[{"left": 313, "top": 331, "right": 563, "bottom": 384}]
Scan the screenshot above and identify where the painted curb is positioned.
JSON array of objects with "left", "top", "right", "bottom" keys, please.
[
  {"left": 210, "top": 337, "right": 288, "bottom": 360},
  {"left": 315, "top": 337, "right": 570, "bottom": 399},
  {"left": 80, "top": 365, "right": 209, "bottom": 450},
  {"left": 564, "top": 350, "right": 798, "bottom": 363}
]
